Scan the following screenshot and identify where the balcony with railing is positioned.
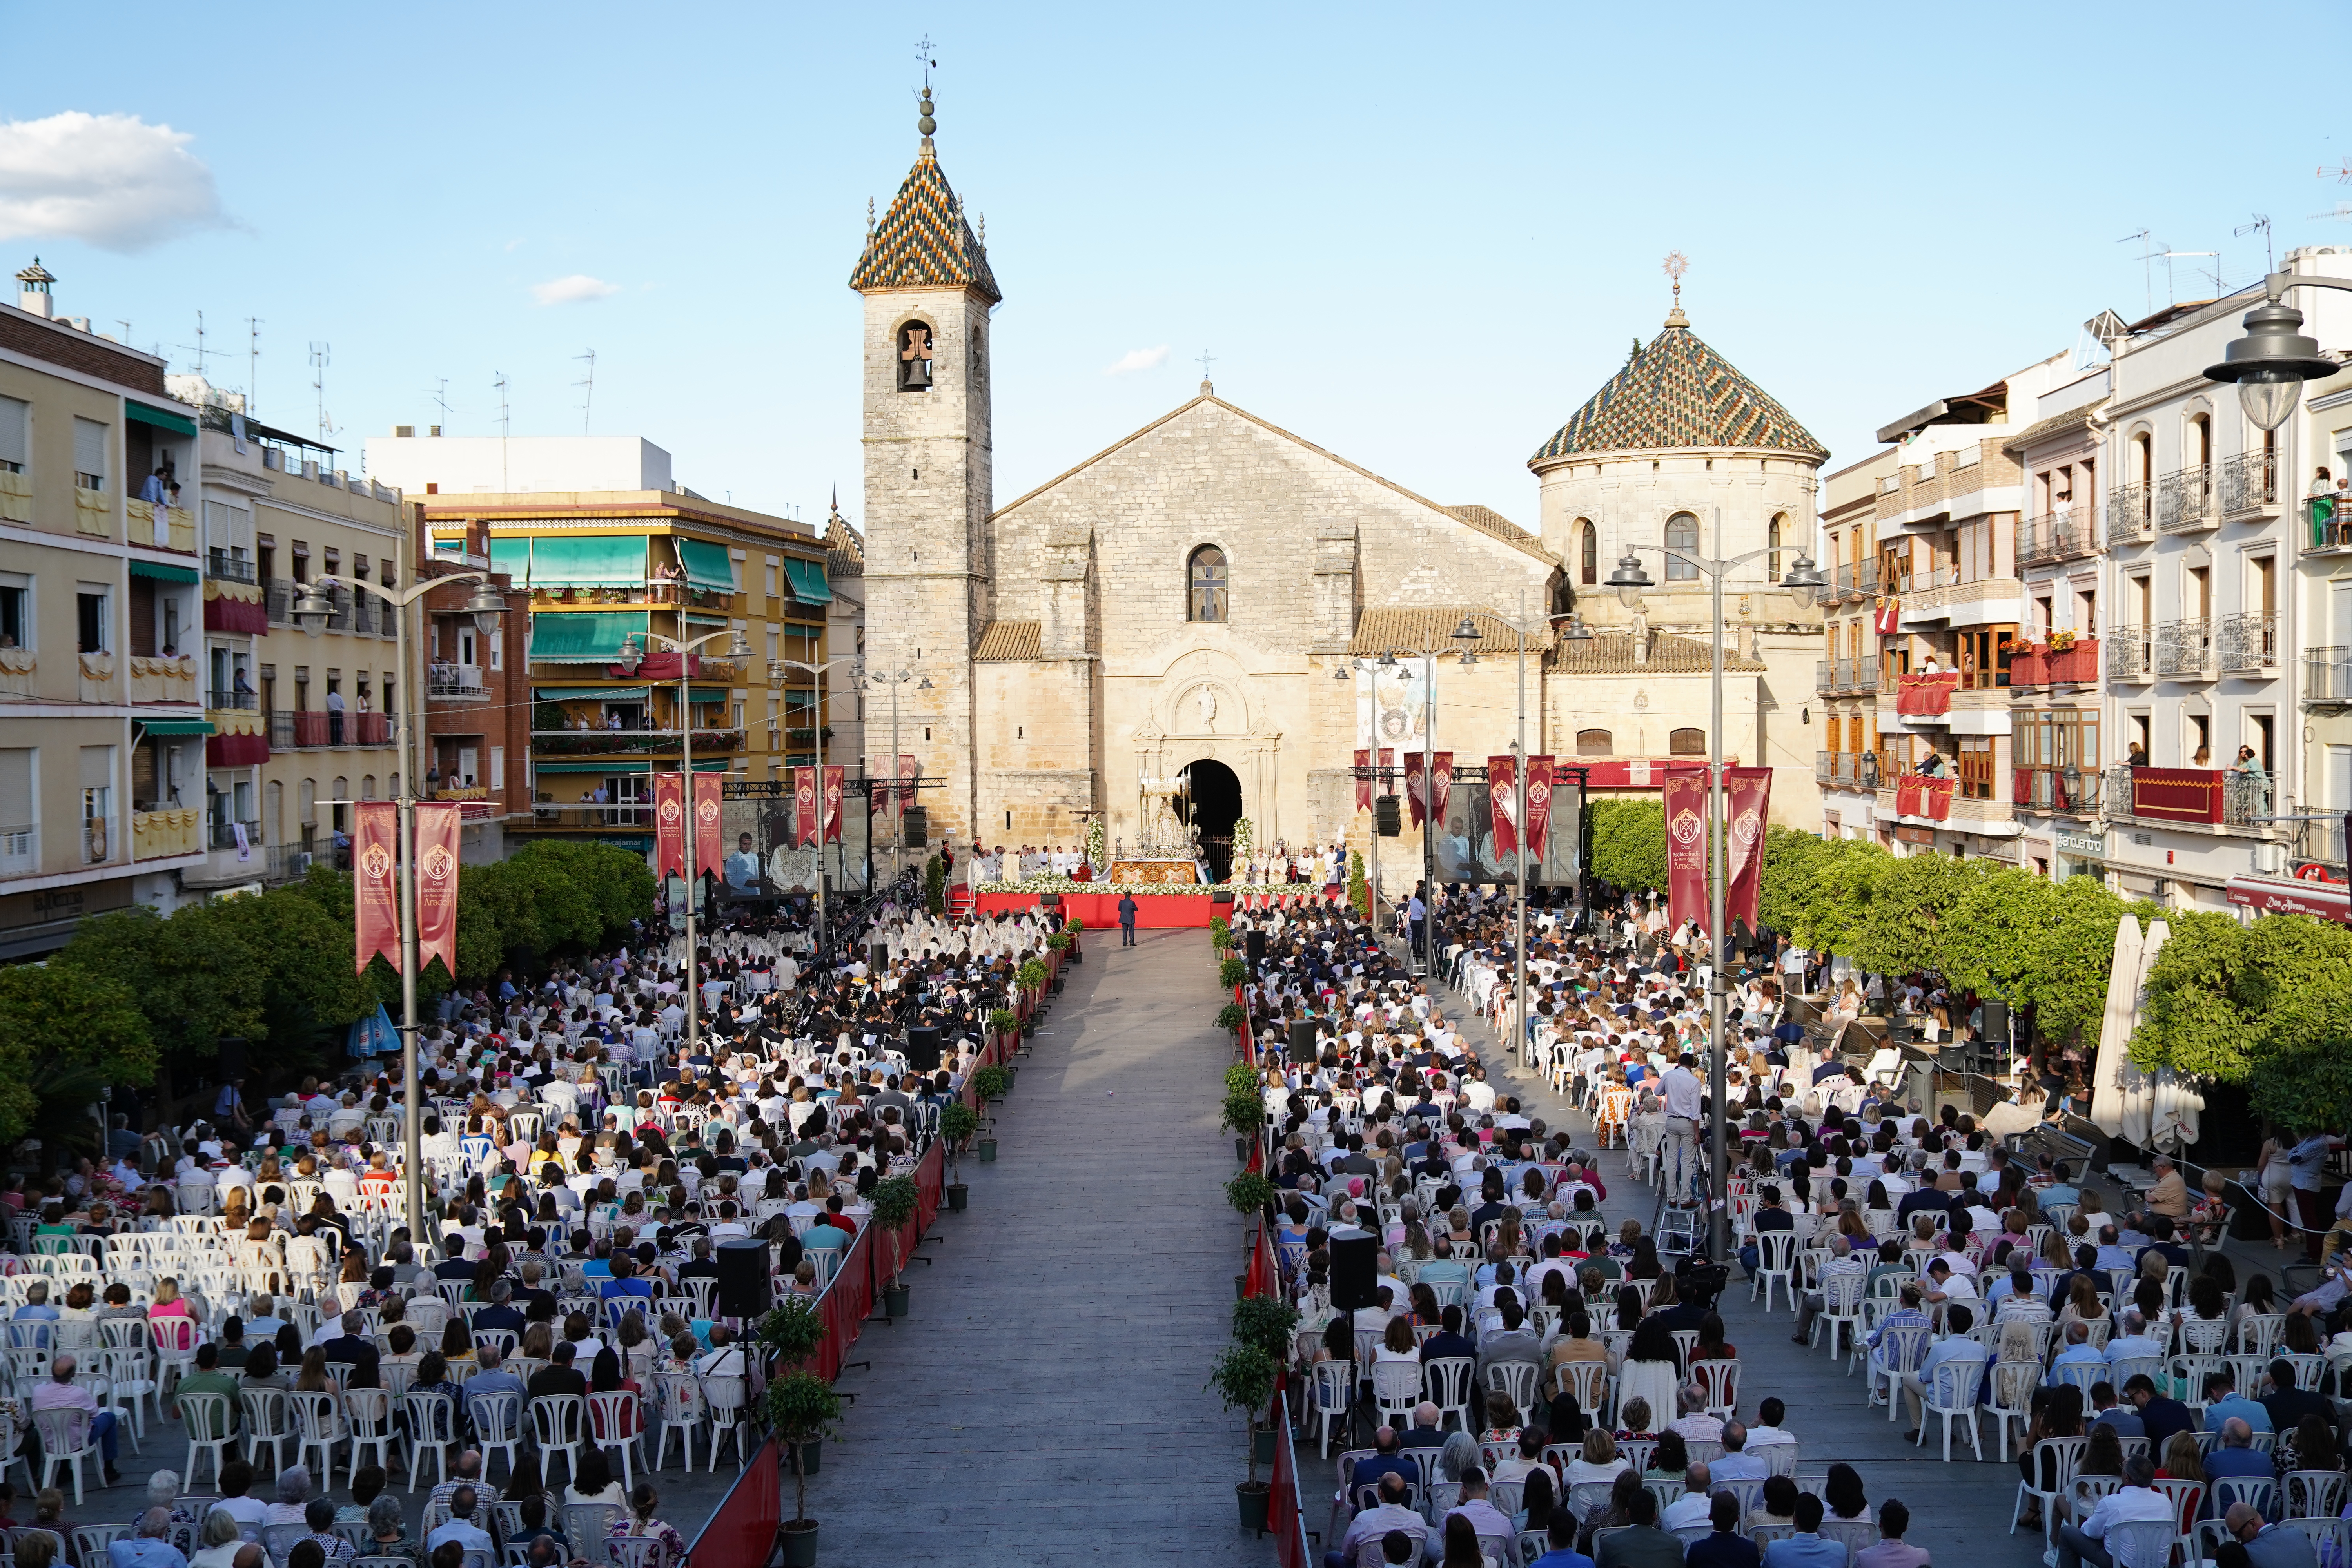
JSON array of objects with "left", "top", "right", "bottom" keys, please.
[
  {"left": 529, "top": 728, "right": 746, "bottom": 757},
  {"left": 528, "top": 803, "right": 656, "bottom": 829},
  {"left": 429, "top": 662, "right": 490, "bottom": 700},
  {"left": 2008, "top": 637, "right": 2100, "bottom": 690},
  {"left": 2016, "top": 506, "right": 2100, "bottom": 567},
  {"left": 209, "top": 686, "right": 259, "bottom": 710},
  {"left": 2295, "top": 816, "right": 2346, "bottom": 869},
  {"left": 2219, "top": 451, "right": 2280, "bottom": 517},
  {"left": 1814, "top": 751, "right": 1880, "bottom": 791},
  {"left": 2013, "top": 765, "right": 2102, "bottom": 817},
  {"left": 2304, "top": 648, "right": 2352, "bottom": 706},
  {"left": 2103, "top": 764, "right": 2269, "bottom": 827},
  {"left": 2216, "top": 612, "right": 2279, "bottom": 675},
  {"left": 132, "top": 807, "right": 201, "bottom": 860},
  {"left": 204, "top": 548, "right": 257, "bottom": 585},
  {"left": 2109, "top": 485, "right": 2153, "bottom": 544},
  {"left": 207, "top": 816, "right": 261, "bottom": 852},
  {"left": 1815, "top": 657, "right": 1876, "bottom": 695},
  {"left": 2304, "top": 498, "right": 2352, "bottom": 557},
  {"left": 265, "top": 578, "right": 296, "bottom": 625},
  {"left": 2155, "top": 466, "right": 2216, "bottom": 532},
  {"left": 2153, "top": 619, "right": 2214, "bottom": 679},
  {"left": 2105, "top": 626, "right": 2152, "bottom": 681},
  {"left": 1831, "top": 561, "right": 1880, "bottom": 603},
  {"left": 270, "top": 709, "right": 395, "bottom": 749}
]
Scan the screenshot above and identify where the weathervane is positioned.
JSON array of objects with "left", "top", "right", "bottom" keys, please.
[{"left": 1663, "top": 250, "right": 1689, "bottom": 309}]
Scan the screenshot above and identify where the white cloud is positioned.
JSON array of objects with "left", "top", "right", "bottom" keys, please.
[
  {"left": 0, "top": 112, "right": 225, "bottom": 253},
  {"left": 1104, "top": 344, "right": 1170, "bottom": 376},
  {"left": 529, "top": 274, "right": 621, "bottom": 306}
]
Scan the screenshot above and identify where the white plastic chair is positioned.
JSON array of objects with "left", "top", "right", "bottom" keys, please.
[
  {"left": 178, "top": 1389, "right": 238, "bottom": 1487},
  {"left": 468, "top": 1390, "right": 524, "bottom": 1483},
  {"left": 33, "top": 1406, "right": 100, "bottom": 1504},
  {"left": 1423, "top": 1356, "right": 1475, "bottom": 1431},
  {"left": 292, "top": 1388, "right": 347, "bottom": 1488},
  {"left": 1306, "top": 1361, "right": 1354, "bottom": 1460},
  {"left": 404, "top": 1390, "right": 457, "bottom": 1492},
  {"left": 1751, "top": 1231, "right": 1800, "bottom": 1313},
  {"left": 344, "top": 1387, "right": 396, "bottom": 1475},
  {"left": 649, "top": 1372, "right": 703, "bottom": 1474},
  {"left": 530, "top": 1393, "right": 587, "bottom": 1483},
  {"left": 1916, "top": 1358, "right": 1982, "bottom": 1461},
  {"left": 702, "top": 1373, "right": 750, "bottom": 1470},
  {"left": 1691, "top": 1358, "right": 1740, "bottom": 1419},
  {"left": 587, "top": 1389, "right": 644, "bottom": 1488}
]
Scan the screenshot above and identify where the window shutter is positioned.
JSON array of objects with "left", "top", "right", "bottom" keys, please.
[
  {"left": 73, "top": 417, "right": 107, "bottom": 478},
  {"left": 0, "top": 397, "right": 27, "bottom": 467}
]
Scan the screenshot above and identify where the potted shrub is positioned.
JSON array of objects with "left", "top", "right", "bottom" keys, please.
[
  {"left": 987, "top": 1007, "right": 1019, "bottom": 1052},
  {"left": 765, "top": 1369, "right": 840, "bottom": 1566},
  {"left": 1219, "top": 955, "right": 1249, "bottom": 990},
  {"left": 1209, "top": 915, "right": 1232, "bottom": 952},
  {"left": 974, "top": 1064, "right": 1010, "bottom": 1105},
  {"left": 1017, "top": 959, "right": 1047, "bottom": 1031},
  {"left": 1221, "top": 1082, "right": 1265, "bottom": 1164},
  {"left": 938, "top": 1101, "right": 978, "bottom": 1210},
  {"left": 1216, "top": 1001, "right": 1249, "bottom": 1055},
  {"left": 751, "top": 1296, "right": 829, "bottom": 1471},
  {"left": 1207, "top": 1342, "right": 1282, "bottom": 1533},
  {"left": 1226, "top": 1169, "right": 1276, "bottom": 1228},
  {"left": 869, "top": 1174, "right": 919, "bottom": 1318},
  {"left": 1232, "top": 1295, "right": 1301, "bottom": 1461},
  {"left": 1065, "top": 916, "right": 1086, "bottom": 962}
]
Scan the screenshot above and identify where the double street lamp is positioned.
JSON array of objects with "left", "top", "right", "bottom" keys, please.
[
  {"left": 1600, "top": 529, "right": 1824, "bottom": 1261},
  {"left": 290, "top": 566, "right": 507, "bottom": 1241},
  {"left": 865, "top": 666, "right": 931, "bottom": 886},
  {"left": 767, "top": 653, "right": 867, "bottom": 956}
]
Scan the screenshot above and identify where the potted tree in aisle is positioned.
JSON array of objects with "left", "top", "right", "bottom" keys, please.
[
  {"left": 1065, "top": 916, "right": 1085, "bottom": 962},
  {"left": 869, "top": 1174, "right": 919, "bottom": 1319},
  {"left": 1225, "top": 1168, "right": 1277, "bottom": 1296},
  {"left": 751, "top": 1296, "right": 830, "bottom": 1476},
  {"left": 1221, "top": 1078, "right": 1265, "bottom": 1165},
  {"left": 1219, "top": 955, "right": 1249, "bottom": 991},
  {"left": 1210, "top": 915, "right": 1233, "bottom": 953},
  {"left": 1216, "top": 1000, "right": 1250, "bottom": 1058},
  {"left": 987, "top": 1006, "right": 1019, "bottom": 1056},
  {"left": 974, "top": 1063, "right": 1010, "bottom": 1107},
  {"left": 1232, "top": 1295, "right": 1301, "bottom": 1465},
  {"left": 1016, "top": 959, "right": 1047, "bottom": 1033},
  {"left": 1208, "top": 1341, "right": 1282, "bottom": 1534},
  {"left": 939, "top": 1101, "right": 979, "bottom": 1210},
  {"left": 765, "top": 1368, "right": 840, "bottom": 1566}
]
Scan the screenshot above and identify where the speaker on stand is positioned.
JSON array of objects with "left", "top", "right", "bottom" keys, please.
[
  {"left": 904, "top": 1026, "right": 943, "bottom": 1072},
  {"left": 1245, "top": 930, "right": 1268, "bottom": 962},
  {"left": 1328, "top": 1228, "right": 1379, "bottom": 1312}
]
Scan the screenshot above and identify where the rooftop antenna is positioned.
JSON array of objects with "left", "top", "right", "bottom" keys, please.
[
  {"left": 2320, "top": 158, "right": 2352, "bottom": 184},
  {"left": 177, "top": 310, "right": 212, "bottom": 380},
  {"left": 2160, "top": 248, "right": 2217, "bottom": 305},
  {"left": 573, "top": 348, "right": 596, "bottom": 435},
  {"left": 2312, "top": 203, "right": 2352, "bottom": 223},
  {"left": 493, "top": 370, "right": 510, "bottom": 489},
  {"left": 309, "top": 341, "right": 336, "bottom": 446},
  {"left": 114, "top": 319, "right": 130, "bottom": 344},
  {"left": 430, "top": 377, "right": 453, "bottom": 428},
  {"left": 245, "top": 317, "right": 261, "bottom": 416},
  {"left": 916, "top": 32, "right": 935, "bottom": 91},
  {"left": 2235, "top": 214, "right": 2275, "bottom": 274},
  {"left": 2118, "top": 230, "right": 2155, "bottom": 316}
]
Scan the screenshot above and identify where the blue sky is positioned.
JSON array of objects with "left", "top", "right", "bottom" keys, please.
[{"left": 5, "top": 1, "right": 2346, "bottom": 532}]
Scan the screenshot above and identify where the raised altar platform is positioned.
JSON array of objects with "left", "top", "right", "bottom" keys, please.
[
  {"left": 975, "top": 888, "right": 1215, "bottom": 928},
  {"left": 1106, "top": 857, "right": 1203, "bottom": 886}
]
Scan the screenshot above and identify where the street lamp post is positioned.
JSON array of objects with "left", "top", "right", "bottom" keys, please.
[
  {"left": 2201, "top": 272, "right": 2350, "bottom": 432},
  {"left": 769, "top": 654, "right": 866, "bottom": 957},
  {"left": 619, "top": 625, "right": 753, "bottom": 1057},
  {"left": 1602, "top": 522, "right": 1824, "bottom": 1262},
  {"left": 866, "top": 667, "right": 930, "bottom": 887},
  {"left": 292, "top": 561, "right": 507, "bottom": 1243}
]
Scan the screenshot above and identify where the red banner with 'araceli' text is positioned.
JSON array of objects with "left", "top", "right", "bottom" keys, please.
[
  {"left": 1662, "top": 764, "right": 1710, "bottom": 933},
  {"left": 1431, "top": 752, "right": 1453, "bottom": 824},
  {"left": 354, "top": 802, "right": 400, "bottom": 975},
  {"left": 692, "top": 773, "right": 724, "bottom": 875},
  {"left": 1487, "top": 753, "right": 1518, "bottom": 861},
  {"left": 1724, "top": 766, "right": 1773, "bottom": 933},
  {"left": 654, "top": 772, "right": 687, "bottom": 877},
  {"left": 414, "top": 802, "right": 461, "bottom": 978},
  {"left": 822, "top": 764, "right": 845, "bottom": 844},
  {"left": 1525, "top": 755, "right": 1554, "bottom": 860},
  {"left": 794, "top": 767, "right": 818, "bottom": 847}
]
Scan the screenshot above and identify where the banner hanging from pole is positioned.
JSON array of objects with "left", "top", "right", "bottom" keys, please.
[
  {"left": 1403, "top": 753, "right": 1426, "bottom": 828},
  {"left": 691, "top": 773, "right": 724, "bottom": 877},
  {"left": 793, "top": 767, "right": 818, "bottom": 847},
  {"left": 1525, "top": 756, "right": 1555, "bottom": 866},
  {"left": 822, "top": 765, "right": 845, "bottom": 844},
  {"left": 1432, "top": 753, "right": 1453, "bottom": 825},
  {"left": 1487, "top": 754, "right": 1518, "bottom": 861},
  {"left": 1354, "top": 749, "right": 1371, "bottom": 813},
  {"left": 353, "top": 802, "right": 401, "bottom": 975},
  {"left": 414, "top": 802, "right": 461, "bottom": 978},
  {"left": 653, "top": 773, "right": 687, "bottom": 878},
  {"left": 1724, "top": 766, "right": 1774, "bottom": 934},
  {"left": 1662, "top": 764, "right": 1710, "bottom": 933}
]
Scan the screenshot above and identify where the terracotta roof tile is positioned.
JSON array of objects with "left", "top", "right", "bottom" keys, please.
[
  {"left": 1442, "top": 505, "right": 1553, "bottom": 560},
  {"left": 1531, "top": 314, "right": 1826, "bottom": 465},
  {"left": 1349, "top": 606, "right": 1554, "bottom": 658},
  {"left": 825, "top": 513, "right": 865, "bottom": 578},
  {"left": 848, "top": 148, "right": 1001, "bottom": 303},
  {"left": 1546, "top": 629, "right": 1766, "bottom": 674},
  {"left": 973, "top": 620, "right": 1040, "bottom": 661}
]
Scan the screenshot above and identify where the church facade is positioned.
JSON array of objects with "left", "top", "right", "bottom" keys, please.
[{"left": 849, "top": 104, "right": 1828, "bottom": 884}]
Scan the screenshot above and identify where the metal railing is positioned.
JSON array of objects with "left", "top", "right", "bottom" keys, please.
[
  {"left": 2013, "top": 765, "right": 2101, "bottom": 815},
  {"left": 2304, "top": 499, "right": 2352, "bottom": 555},
  {"left": 1815, "top": 657, "right": 1875, "bottom": 694},
  {"left": 1832, "top": 561, "right": 1880, "bottom": 603},
  {"left": 266, "top": 578, "right": 296, "bottom": 625},
  {"left": 2224, "top": 771, "right": 2270, "bottom": 827},
  {"left": 2106, "top": 627, "right": 2153, "bottom": 679},
  {"left": 268, "top": 710, "right": 296, "bottom": 751},
  {"left": 2303, "top": 648, "right": 2352, "bottom": 704},
  {"left": 267, "top": 844, "right": 312, "bottom": 882},
  {"left": 2103, "top": 766, "right": 2136, "bottom": 822},
  {"left": 2153, "top": 619, "right": 2213, "bottom": 677},
  {"left": 2016, "top": 506, "right": 2100, "bottom": 566},
  {"left": 529, "top": 728, "right": 746, "bottom": 756},
  {"left": 350, "top": 595, "right": 377, "bottom": 636},
  {"left": 428, "top": 664, "right": 489, "bottom": 699},
  {"left": 204, "top": 549, "right": 256, "bottom": 584},
  {"left": 208, "top": 688, "right": 258, "bottom": 710},
  {"left": 2219, "top": 452, "right": 2279, "bottom": 515},
  {"left": 2295, "top": 816, "right": 2346, "bottom": 868},
  {"left": 2216, "top": 612, "right": 2279, "bottom": 673},
  {"left": 2110, "top": 485, "right": 2154, "bottom": 543},
  {"left": 529, "top": 804, "right": 655, "bottom": 828},
  {"left": 208, "top": 817, "right": 260, "bottom": 851},
  {"left": 2156, "top": 466, "right": 2215, "bottom": 532}
]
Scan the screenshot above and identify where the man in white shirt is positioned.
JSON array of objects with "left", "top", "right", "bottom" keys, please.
[
  {"left": 1661, "top": 1461, "right": 1717, "bottom": 1531},
  {"left": 2054, "top": 1456, "right": 2174, "bottom": 1568}
]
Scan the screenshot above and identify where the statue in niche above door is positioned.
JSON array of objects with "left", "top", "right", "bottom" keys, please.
[{"left": 1195, "top": 685, "right": 1218, "bottom": 733}]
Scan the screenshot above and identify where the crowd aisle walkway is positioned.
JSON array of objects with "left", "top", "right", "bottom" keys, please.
[
  {"left": 1418, "top": 965, "right": 2049, "bottom": 1567},
  {"left": 802, "top": 927, "right": 1267, "bottom": 1566}
]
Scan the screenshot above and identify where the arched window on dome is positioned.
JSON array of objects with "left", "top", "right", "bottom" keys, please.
[
  {"left": 1576, "top": 728, "right": 1613, "bottom": 757},
  {"left": 1768, "top": 513, "right": 1786, "bottom": 584},
  {"left": 1187, "top": 545, "right": 1229, "bottom": 622},
  {"left": 1665, "top": 513, "right": 1700, "bottom": 581},
  {"left": 1577, "top": 519, "right": 1597, "bottom": 586},
  {"left": 897, "top": 320, "right": 935, "bottom": 392}
]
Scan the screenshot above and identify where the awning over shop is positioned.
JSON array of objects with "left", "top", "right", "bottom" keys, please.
[
  {"left": 675, "top": 538, "right": 737, "bottom": 594},
  {"left": 125, "top": 400, "right": 198, "bottom": 437},
  {"left": 528, "top": 610, "right": 650, "bottom": 663},
  {"left": 534, "top": 760, "right": 652, "bottom": 775},
  {"left": 136, "top": 717, "right": 214, "bottom": 736},
  {"left": 784, "top": 557, "right": 831, "bottom": 605},
  {"left": 2227, "top": 874, "right": 2351, "bottom": 922},
  {"left": 128, "top": 559, "right": 199, "bottom": 584}
]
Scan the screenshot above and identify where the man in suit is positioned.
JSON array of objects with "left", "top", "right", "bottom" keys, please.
[
  {"left": 1596, "top": 1487, "right": 1684, "bottom": 1568},
  {"left": 1474, "top": 1301, "right": 1542, "bottom": 1394},
  {"left": 1118, "top": 893, "right": 1138, "bottom": 947},
  {"left": 432, "top": 1234, "right": 477, "bottom": 1283},
  {"left": 2262, "top": 1358, "right": 2333, "bottom": 1434},
  {"left": 1685, "top": 1492, "right": 1762, "bottom": 1568},
  {"left": 470, "top": 1279, "right": 527, "bottom": 1338},
  {"left": 320, "top": 1311, "right": 381, "bottom": 1389},
  {"left": 2124, "top": 1372, "right": 2195, "bottom": 1450},
  {"left": 2203, "top": 1419, "right": 2277, "bottom": 1483},
  {"left": 526, "top": 1341, "right": 588, "bottom": 1402}
]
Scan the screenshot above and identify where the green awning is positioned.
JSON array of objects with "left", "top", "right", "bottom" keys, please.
[
  {"left": 128, "top": 559, "right": 199, "bottom": 584},
  {"left": 434, "top": 535, "right": 468, "bottom": 557},
  {"left": 784, "top": 558, "right": 832, "bottom": 605},
  {"left": 534, "top": 760, "right": 652, "bottom": 775},
  {"left": 527, "top": 610, "right": 649, "bottom": 663},
  {"left": 681, "top": 613, "right": 731, "bottom": 628},
  {"left": 688, "top": 686, "right": 731, "bottom": 704},
  {"left": 535, "top": 685, "right": 650, "bottom": 703},
  {"left": 489, "top": 537, "right": 531, "bottom": 580},
  {"left": 675, "top": 538, "right": 737, "bottom": 594},
  {"left": 691, "top": 759, "right": 731, "bottom": 773},
  {"left": 126, "top": 400, "right": 198, "bottom": 437},
  {"left": 135, "top": 718, "right": 215, "bottom": 736},
  {"left": 528, "top": 535, "right": 645, "bottom": 588}
]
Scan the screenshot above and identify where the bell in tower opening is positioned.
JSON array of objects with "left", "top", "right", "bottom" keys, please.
[{"left": 898, "top": 320, "right": 934, "bottom": 391}]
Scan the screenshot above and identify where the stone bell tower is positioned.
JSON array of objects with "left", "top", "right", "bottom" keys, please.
[{"left": 850, "top": 84, "right": 1000, "bottom": 848}]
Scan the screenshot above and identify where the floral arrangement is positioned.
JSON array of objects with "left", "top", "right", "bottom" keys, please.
[
  {"left": 1231, "top": 816, "right": 1254, "bottom": 863},
  {"left": 2047, "top": 628, "right": 2078, "bottom": 651},
  {"left": 1085, "top": 816, "right": 1107, "bottom": 869}
]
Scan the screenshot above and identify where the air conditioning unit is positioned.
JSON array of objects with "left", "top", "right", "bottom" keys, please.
[{"left": 2253, "top": 840, "right": 2287, "bottom": 876}]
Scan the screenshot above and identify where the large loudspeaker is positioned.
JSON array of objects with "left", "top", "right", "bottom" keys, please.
[
  {"left": 902, "top": 807, "right": 928, "bottom": 848},
  {"left": 904, "top": 1026, "right": 943, "bottom": 1071},
  {"left": 869, "top": 944, "right": 889, "bottom": 972},
  {"left": 1245, "top": 930, "right": 1267, "bottom": 962},
  {"left": 1979, "top": 998, "right": 2010, "bottom": 1041},
  {"left": 1329, "top": 1228, "right": 1379, "bottom": 1312},
  {"left": 713, "top": 1239, "right": 773, "bottom": 1318},
  {"left": 1375, "top": 797, "right": 1402, "bottom": 837},
  {"left": 1290, "top": 1018, "right": 1319, "bottom": 1058}
]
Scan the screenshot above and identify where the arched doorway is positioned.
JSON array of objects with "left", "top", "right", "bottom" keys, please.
[{"left": 1175, "top": 758, "right": 1243, "bottom": 882}]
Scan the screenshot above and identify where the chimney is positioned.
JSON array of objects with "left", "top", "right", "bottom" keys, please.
[
  {"left": 15, "top": 257, "right": 54, "bottom": 319},
  {"left": 395, "top": 425, "right": 416, "bottom": 439}
]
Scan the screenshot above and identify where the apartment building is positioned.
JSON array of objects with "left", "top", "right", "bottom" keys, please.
[
  {"left": 0, "top": 261, "right": 211, "bottom": 956},
  {"left": 1814, "top": 445, "right": 1898, "bottom": 838},
  {"left": 376, "top": 433, "right": 837, "bottom": 855}
]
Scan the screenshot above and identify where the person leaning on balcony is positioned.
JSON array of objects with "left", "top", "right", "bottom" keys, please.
[
  {"left": 2193, "top": 745, "right": 2212, "bottom": 767},
  {"left": 2313, "top": 467, "right": 2338, "bottom": 548},
  {"left": 2127, "top": 741, "right": 2149, "bottom": 769},
  {"left": 2231, "top": 746, "right": 2270, "bottom": 812}
]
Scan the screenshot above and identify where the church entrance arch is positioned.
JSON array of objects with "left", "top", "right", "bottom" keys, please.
[{"left": 1176, "top": 758, "right": 1243, "bottom": 882}]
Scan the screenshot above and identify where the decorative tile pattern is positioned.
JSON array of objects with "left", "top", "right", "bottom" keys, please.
[
  {"left": 848, "top": 149, "right": 1002, "bottom": 303},
  {"left": 1530, "top": 316, "right": 1826, "bottom": 463}
]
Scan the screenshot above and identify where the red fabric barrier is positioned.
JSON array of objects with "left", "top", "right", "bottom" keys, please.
[
  {"left": 1895, "top": 671, "right": 1962, "bottom": 716},
  {"left": 1245, "top": 1219, "right": 1278, "bottom": 1300},
  {"left": 974, "top": 890, "right": 1218, "bottom": 927},
  {"left": 687, "top": 1436, "right": 780, "bottom": 1568},
  {"left": 806, "top": 1222, "right": 875, "bottom": 1381},
  {"left": 1894, "top": 773, "right": 1956, "bottom": 821},
  {"left": 1269, "top": 1392, "right": 1307, "bottom": 1568},
  {"left": 207, "top": 731, "right": 268, "bottom": 766},
  {"left": 2127, "top": 766, "right": 2225, "bottom": 824},
  {"left": 204, "top": 595, "right": 269, "bottom": 635}
]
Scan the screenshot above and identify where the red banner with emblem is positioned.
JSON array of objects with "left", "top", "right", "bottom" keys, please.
[
  {"left": 1895, "top": 773, "right": 1956, "bottom": 822},
  {"left": 692, "top": 773, "right": 724, "bottom": 875},
  {"left": 653, "top": 772, "right": 687, "bottom": 877},
  {"left": 1724, "top": 766, "right": 1773, "bottom": 933},
  {"left": 1525, "top": 755, "right": 1554, "bottom": 862},
  {"left": 793, "top": 767, "right": 818, "bottom": 847},
  {"left": 1354, "top": 749, "right": 1371, "bottom": 813},
  {"left": 1662, "top": 764, "right": 1710, "bottom": 933},
  {"left": 1403, "top": 753, "right": 1426, "bottom": 828},
  {"left": 354, "top": 802, "right": 400, "bottom": 975},
  {"left": 822, "top": 764, "right": 845, "bottom": 844},
  {"left": 414, "top": 802, "right": 461, "bottom": 978},
  {"left": 1487, "top": 753, "right": 1518, "bottom": 861},
  {"left": 1431, "top": 752, "right": 1453, "bottom": 824}
]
